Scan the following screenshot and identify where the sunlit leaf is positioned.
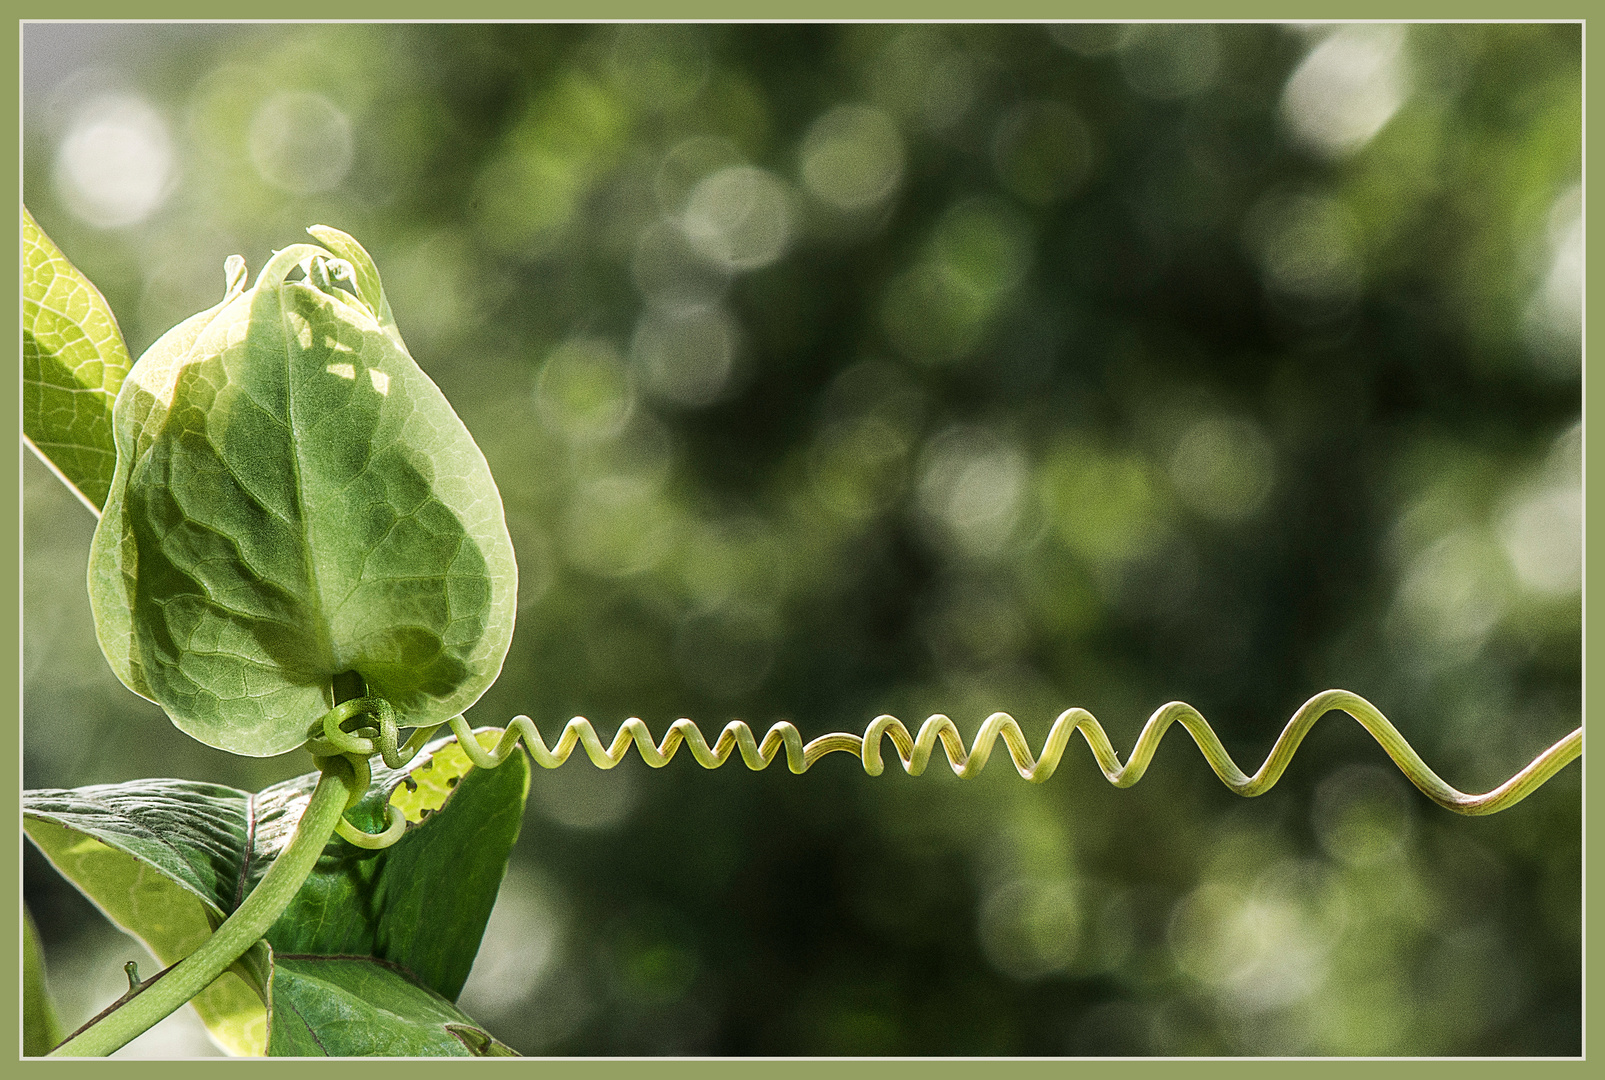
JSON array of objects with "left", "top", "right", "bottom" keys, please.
[
  {"left": 87, "top": 230, "right": 518, "bottom": 757},
  {"left": 22, "top": 206, "right": 134, "bottom": 514}
]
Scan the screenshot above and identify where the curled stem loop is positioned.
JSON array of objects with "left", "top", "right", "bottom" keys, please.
[{"left": 304, "top": 696, "right": 429, "bottom": 849}]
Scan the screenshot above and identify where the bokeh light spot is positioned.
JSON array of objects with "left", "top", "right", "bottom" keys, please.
[
  {"left": 882, "top": 198, "right": 1031, "bottom": 364},
  {"left": 631, "top": 305, "right": 740, "bottom": 408},
  {"left": 918, "top": 427, "right": 1028, "bottom": 557},
  {"left": 681, "top": 165, "right": 793, "bottom": 272},
  {"left": 1040, "top": 440, "right": 1171, "bottom": 567},
  {"left": 869, "top": 28, "right": 975, "bottom": 132},
  {"left": 1169, "top": 863, "right": 1347, "bottom": 1014},
  {"left": 1500, "top": 424, "right": 1581, "bottom": 595},
  {"left": 992, "top": 100, "right": 1093, "bottom": 206},
  {"left": 978, "top": 877, "right": 1082, "bottom": 981},
  {"left": 533, "top": 756, "right": 640, "bottom": 830},
  {"left": 800, "top": 104, "right": 905, "bottom": 212},
  {"left": 457, "top": 867, "right": 565, "bottom": 1025},
  {"left": 535, "top": 339, "right": 635, "bottom": 443},
  {"left": 1243, "top": 190, "right": 1364, "bottom": 321},
  {"left": 563, "top": 476, "right": 675, "bottom": 578},
  {"left": 633, "top": 218, "right": 733, "bottom": 313},
  {"left": 1313, "top": 765, "right": 1414, "bottom": 868},
  {"left": 1523, "top": 184, "right": 1582, "bottom": 376},
  {"left": 54, "top": 93, "right": 173, "bottom": 228},
  {"left": 1118, "top": 24, "right": 1221, "bottom": 100},
  {"left": 655, "top": 136, "right": 745, "bottom": 217},
  {"left": 248, "top": 90, "right": 353, "bottom": 193},
  {"left": 1167, "top": 415, "right": 1275, "bottom": 523},
  {"left": 808, "top": 415, "right": 911, "bottom": 524},
  {"left": 608, "top": 25, "right": 709, "bottom": 113},
  {"left": 1390, "top": 529, "right": 1513, "bottom": 662},
  {"left": 1281, "top": 25, "right": 1411, "bottom": 160}
]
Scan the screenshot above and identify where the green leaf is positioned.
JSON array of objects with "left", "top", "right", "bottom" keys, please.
[
  {"left": 21, "top": 779, "right": 252, "bottom": 910},
  {"left": 24, "top": 727, "right": 528, "bottom": 1055},
  {"left": 22, "top": 779, "right": 274, "bottom": 1055},
  {"left": 24, "top": 907, "right": 65, "bottom": 1055},
  {"left": 267, "top": 955, "right": 515, "bottom": 1056},
  {"left": 87, "top": 231, "right": 518, "bottom": 757},
  {"left": 22, "top": 206, "right": 135, "bottom": 513},
  {"left": 263, "top": 729, "right": 531, "bottom": 1001}
]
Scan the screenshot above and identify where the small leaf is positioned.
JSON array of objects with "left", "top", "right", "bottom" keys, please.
[
  {"left": 445, "top": 1023, "right": 521, "bottom": 1056},
  {"left": 305, "top": 224, "right": 403, "bottom": 351},
  {"left": 24, "top": 907, "right": 65, "bottom": 1055},
  {"left": 88, "top": 234, "right": 518, "bottom": 757},
  {"left": 267, "top": 955, "right": 514, "bottom": 1056},
  {"left": 22, "top": 206, "right": 135, "bottom": 513},
  {"left": 386, "top": 727, "right": 503, "bottom": 823}
]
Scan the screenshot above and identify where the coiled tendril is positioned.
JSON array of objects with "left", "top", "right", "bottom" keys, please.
[
  {"left": 315, "top": 689, "right": 1581, "bottom": 850},
  {"left": 306, "top": 697, "right": 440, "bottom": 849}
]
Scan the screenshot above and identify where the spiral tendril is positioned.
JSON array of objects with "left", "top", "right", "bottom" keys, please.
[
  {"left": 433, "top": 689, "right": 1578, "bottom": 817},
  {"left": 313, "top": 689, "right": 1579, "bottom": 851},
  {"left": 305, "top": 697, "right": 431, "bottom": 848}
]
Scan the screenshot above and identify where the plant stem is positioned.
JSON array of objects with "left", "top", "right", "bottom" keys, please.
[{"left": 49, "top": 759, "right": 358, "bottom": 1057}]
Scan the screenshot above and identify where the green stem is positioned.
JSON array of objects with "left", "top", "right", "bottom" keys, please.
[{"left": 49, "top": 758, "right": 358, "bottom": 1057}]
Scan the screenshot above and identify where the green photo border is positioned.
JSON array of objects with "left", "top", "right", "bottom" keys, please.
[{"left": 8, "top": 8, "right": 1591, "bottom": 1073}]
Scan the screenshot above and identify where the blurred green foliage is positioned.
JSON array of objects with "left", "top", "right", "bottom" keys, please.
[{"left": 24, "top": 23, "right": 1579, "bottom": 1056}]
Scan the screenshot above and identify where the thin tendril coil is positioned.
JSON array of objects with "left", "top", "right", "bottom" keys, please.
[
  {"left": 317, "top": 688, "right": 1581, "bottom": 849},
  {"left": 305, "top": 697, "right": 419, "bottom": 849}
]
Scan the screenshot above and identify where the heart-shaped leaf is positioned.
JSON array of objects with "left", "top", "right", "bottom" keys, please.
[
  {"left": 22, "top": 206, "right": 135, "bottom": 514},
  {"left": 24, "top": 727, "right": 528, "bottom": 1055},
  {"left": 88, "top": 228, "right": 518, "bottom": 757}
]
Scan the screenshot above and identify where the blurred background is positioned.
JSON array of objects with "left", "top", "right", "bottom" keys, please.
[{"left": 23, "top": 22, "right": 1580, "bottom": 1056}]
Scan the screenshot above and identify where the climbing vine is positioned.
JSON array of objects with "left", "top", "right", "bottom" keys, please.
[{"left": 22, "top": 212, "right": 1582, "bottom": 1057}]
